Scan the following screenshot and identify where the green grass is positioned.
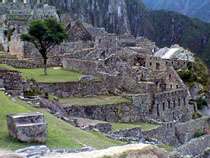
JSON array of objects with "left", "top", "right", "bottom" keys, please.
[
  {"left": 111, "top": 122, "right": 159, "bottom": 132},
  {"left": 60, "top": 96, "right": 131, "bottom": 106},
  {"left": 0, "top": 64, "right": 16, "bottom": 70},
  {"left": 0, "top": 92, "right": 124, "bottom": 150},
  {"left": 0, "top": 64, "right": 83, "bottom": 83}
]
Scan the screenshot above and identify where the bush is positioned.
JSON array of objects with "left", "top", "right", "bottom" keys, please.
[
  {"left": 196, "top": 97, "right": 208, "bottom": 110},
  {"left": 177, "top": 57, "right": 209, "bottom": 91},
  {"left": 192, "top": 112, "right": 202, "bottom": 119},
  {"left": 193, "top": 129, "right": 205, "bottom": 138}
]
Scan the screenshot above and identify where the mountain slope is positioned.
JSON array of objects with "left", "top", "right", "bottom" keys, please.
[
  {"left": 49, "top": 0, "right": 210, "bottom": 65},
  {"left": 143, "top": 0, "right": 210, "bottom": 23}
]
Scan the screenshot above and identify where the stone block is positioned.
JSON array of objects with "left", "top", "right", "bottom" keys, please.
[{"left": 7, "top": 112, "right": 47, "bottom": 143}]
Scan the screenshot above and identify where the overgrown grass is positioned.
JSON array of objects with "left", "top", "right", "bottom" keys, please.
[
  {"left": 60, "top": 96, "right": 131, "bottom": 106},
  {"left": 0, "top": 92, "right": 123, "bottom": 150},
  {"left": 0, "top": 64, "right": 83, "bottom": 83},
  {"left": 111, "top": 122, "right": 159, "bottom": 132}
]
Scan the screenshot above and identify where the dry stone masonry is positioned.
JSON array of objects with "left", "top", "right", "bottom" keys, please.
[{"left": 0, "top": 1, "right": 208, "bottom": 157}]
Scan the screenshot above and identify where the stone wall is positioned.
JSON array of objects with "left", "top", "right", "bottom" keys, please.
[
  {"left": 0, "top": 56, "right": 62, "bottom": 68},
  {"left": 133, "top": 89, "right": 193, "bottom": 122},
  {"left": 62, "top": 58, "right": 98, "bottom": 74},
  {"left": 152, "top": 89, "right": 193, "bottom": 122},
  {"left": 37, "top": 80, "right": 109, "bottom": 97},
  {"left": 176, "top": 135, "right": 210, "bottom": 157},
  {"left": 143, "top": 122, "right": 178, "bottom": 145},
  {"left": 63, "top": 102, "right": 141, "bottom": 122},
  {"left": 175, "top": 117, "right": 210, "bottom": 144},
  {"left": 0, "top": 69, "right": 23, "bottom": 96}
]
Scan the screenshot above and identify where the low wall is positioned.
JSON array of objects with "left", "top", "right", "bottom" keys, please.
[
  {"left": 0, "top": 56, "right": 62, "bottom": 68},
  {"left": 175, "top": 117, "right": 210, "bottom": 144},
  {"left": 63, "top": 103, "right": 141, "bottom": 122}
]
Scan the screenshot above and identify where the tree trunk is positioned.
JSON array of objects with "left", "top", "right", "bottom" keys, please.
[{"left": 44, "top": 58, "right": 47, "bottom": 75}]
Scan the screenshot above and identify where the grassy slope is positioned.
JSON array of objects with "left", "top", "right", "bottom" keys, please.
[
  {"left": 60, "top": 96, "right": 131, "bottom": 106},
  {"left": 0, "top": 92, "right": 123, "bottom": 150},
  {"left": 0, "top": 64, "right": 82, "bottom": 83}
]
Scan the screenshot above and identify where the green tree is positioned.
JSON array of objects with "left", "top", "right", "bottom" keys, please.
[{"left": 21, "top": 18, "right": 68, "bottom": 75}]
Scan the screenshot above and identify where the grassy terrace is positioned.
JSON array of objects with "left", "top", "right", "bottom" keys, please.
[
  {"left": 0, "top": 64, "right": 83, "bottom": 83},
  {"left": 59, "top": 96, "right": 131, "bottom": 106},
  {"left": 0, "top": 92, "right": 124, "bottom": 150},
  {"left": 111, "top": 122, "right": 159, "bottom": 132}
]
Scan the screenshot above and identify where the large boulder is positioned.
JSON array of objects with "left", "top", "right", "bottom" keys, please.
[{"left": 7, "top": 112, "right": 47, "bottom": 143}]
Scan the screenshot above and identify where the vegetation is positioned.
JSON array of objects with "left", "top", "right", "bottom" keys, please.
[
  {"left": 21, "top": 18, "right": 68, "bottom": 75},
  {"left": 196, "top": 97, "right": 208, "bottom": 110},
  {"left": 60, "top": 96, "right": 131, "bottom": 106},
  {"left": 0, "top": 92, "right": 123, "bottom": 150},
  {"left": 178, "top": 58, "right": 209, "bottom": 91},
  {"left": 192, "top": 111, "right": 202, "bottom": 119},
  {"left": 111, "top": 122, "right": 159, "bottom": 132},
  {"left": 193, "top": 129, "right": 206, "bottom": 138}
]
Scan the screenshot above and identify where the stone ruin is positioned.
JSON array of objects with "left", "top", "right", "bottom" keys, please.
[{"left": 7, "top": 112, "right": 47, "bottom": 143}]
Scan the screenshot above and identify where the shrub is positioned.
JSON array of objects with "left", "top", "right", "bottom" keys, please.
[
  {"left": 192, "top": 112, "right": 202, "bottom": 119},
  {"left": 193, "top": 129, "right": 205, "bottom": 138},
  {"left": 177, "top": 57, "right": 209, "bottom": 91},
  {"left": 196, "top": 97, "right": 208, "bottom": 110}
]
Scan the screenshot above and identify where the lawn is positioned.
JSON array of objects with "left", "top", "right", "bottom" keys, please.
[
  {"left": 59, "top": 96, "right": 131, "bottom": 106},
  {"left": 0, "top": 92, "right": 124, "bottom": 150},
  {"left": 0, "top": 64, "right": 83, "bottom": 83},
  {"left": 111, "top": 122, "right": 159, "bottom": 132}
]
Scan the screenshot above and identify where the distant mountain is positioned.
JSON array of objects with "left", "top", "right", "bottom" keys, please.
[
  {"left": 49, "top": 0, "right": 210, "bottom": 65},
  {"left": 143, "top": 0, "right": 210, "bottom": 23}
]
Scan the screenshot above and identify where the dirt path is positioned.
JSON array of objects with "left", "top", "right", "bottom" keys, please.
[{"left": 43, "top": 144, "right": 168, "bottom": 158}]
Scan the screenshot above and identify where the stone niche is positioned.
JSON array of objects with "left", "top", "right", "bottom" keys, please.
[{"left": 7, "top": 112, "right": 47, "bottom": 143}]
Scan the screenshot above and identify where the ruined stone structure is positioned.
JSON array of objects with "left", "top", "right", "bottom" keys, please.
[
  {"left": 62, "top": 30, "right": 194, "bottom": 122},
  {"left": 0, "top": 68, "right": 23, "bottom": 95},
  {"left": 7, "top": 112, "right": 47, "bottom": 143}
]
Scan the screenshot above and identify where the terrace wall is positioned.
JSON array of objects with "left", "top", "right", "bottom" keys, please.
[
  {"left": 37, "top": 80, "right": 109, "bottom": 97},
  {"left": 63, "top": 102, "right": 141, "bottom": 122},
  {"left": 0, "top": 69, "right": 23, "bottom": 96}
]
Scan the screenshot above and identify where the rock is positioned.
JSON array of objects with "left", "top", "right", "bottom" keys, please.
[
  {"left": 79, "top": 75, "right": 95, "bottom": 81},
  {"left": 7, "top": 112, "right": 47, "bottom": 143},
  {"left": 16, "top": 146, "right": 50, "bottom": 158},
  {"left": 201, "top": 147, "right": 210, "bottom": 158},
  {"left": 189, "top": 83, "right": 204, "bottom": 100},
  {"left": 108, "top": 128, "right": 143, "bottom": 142}
]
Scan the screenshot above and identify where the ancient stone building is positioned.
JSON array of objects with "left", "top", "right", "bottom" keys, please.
[{"left": 62, "top": 33, "right": 194, "bottom": 122}]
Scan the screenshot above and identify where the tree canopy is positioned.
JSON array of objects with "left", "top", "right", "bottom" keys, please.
[{"left": 21, "top": 18, "right": 68, "bottom": 75}]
